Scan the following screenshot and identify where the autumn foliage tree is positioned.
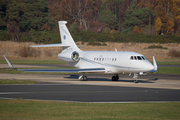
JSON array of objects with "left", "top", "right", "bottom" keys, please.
[
  {"left": 155, "top": 17, "right": 162, "bottom": 34},
  {"left": 133, "top": 25, "right": 140, "bottom": 33},
  {"left": 1, "top": 0, "right": 180, "bottom": 43},
  {"left": 138, "top": 0, "right": 180, "bottom": 35},
  {"left": 166, "top": 19, "right": 174, "bottom": 34}
]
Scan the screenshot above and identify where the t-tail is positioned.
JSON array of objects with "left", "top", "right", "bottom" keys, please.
[{"left": 30, "top": 21, "right": 80, "bottom": 52}]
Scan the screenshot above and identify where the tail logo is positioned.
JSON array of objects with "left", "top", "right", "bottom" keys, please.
[{"left": 64, "top": 35, "right": 66, "bottom": 40}]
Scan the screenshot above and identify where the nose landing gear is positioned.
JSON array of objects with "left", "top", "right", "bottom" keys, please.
[{"left": 133, "top": 73, "right": 139, "bottom": 83}]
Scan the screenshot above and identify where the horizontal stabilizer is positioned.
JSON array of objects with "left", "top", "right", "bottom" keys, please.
[
  {"left": 30, "top": 44, "right": 69, "bottom": 48},
  {"left": 30, "top": 44, "right": 85, "bottom": 48}
]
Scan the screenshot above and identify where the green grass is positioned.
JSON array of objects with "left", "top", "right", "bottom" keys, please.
[
  {"left": 0, "top": 99, "right": 179, "bottom": 120},
  {"left": 156, "top": 67, "right": 180, "bottom": 74},
  {"left": 157, "top": 62, "right": 180, "bottom": 65},
  {"left": 0, "top": 80, "right": 39, "bottom": 84}
]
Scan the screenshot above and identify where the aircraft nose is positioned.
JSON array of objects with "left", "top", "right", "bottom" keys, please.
[{"left": 146, "top": 63, "right": 154, "bottom": 71}]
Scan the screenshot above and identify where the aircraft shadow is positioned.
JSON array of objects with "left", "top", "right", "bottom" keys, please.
[{"left": 64, "top": 75, "right": 158, "bottom": 83}]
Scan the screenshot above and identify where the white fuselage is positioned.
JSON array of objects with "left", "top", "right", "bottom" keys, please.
[
  {"left": 58, "top": 51, "right": 154, "bottom": 74},
  {"left": 27, "top": 21, "right": 157, "bottom": 82}
]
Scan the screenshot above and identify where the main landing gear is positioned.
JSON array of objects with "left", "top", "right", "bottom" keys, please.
[
  {"left": 78, "top": 73, "right": 87, "bottom": 81},
  {"left": 112, "top": 74, "right": 119, "bottom": 81},
  {"left": 111, "top": 73, "right": 139, "bottom": 83}
]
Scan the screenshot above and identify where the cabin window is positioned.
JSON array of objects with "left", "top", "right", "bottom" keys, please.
[
  {"left": 134, "top": 56, "right": 137, "bottom": 60},
  {"left": 130, "top": 56, "right": 133, "bottom": 60}
]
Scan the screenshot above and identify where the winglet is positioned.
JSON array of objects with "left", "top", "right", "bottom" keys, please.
[
  {"left": 149, "top": 56, "right": 158, "bottom": 73},
  {"left": 4, "top": 55, "right": 15, "bottom": 69},
  {"left": 153, "top": 56, "right": 158, "bottom": 71}
]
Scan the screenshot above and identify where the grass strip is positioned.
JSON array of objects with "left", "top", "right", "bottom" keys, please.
[
  {"left": 0, "top": 99, "right": 180, "bottom": 120},
  {"left": 156, "top": 67, "right": 180, "bottom": 74},
  {"left": 157, "top": 62, "right": 180, "bottom": 65},
  {"left": 0, "top": 80, "right": 39, "bottom": 84}
]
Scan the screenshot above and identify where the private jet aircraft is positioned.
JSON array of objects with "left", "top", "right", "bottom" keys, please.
[{"left": 4, "top": 21, "right": 158, "bottom": 83}]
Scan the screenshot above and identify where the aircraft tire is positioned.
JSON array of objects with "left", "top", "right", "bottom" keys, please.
[
  {"left": 84, "top": 76, "right": 87, "bottom": 81},
  {"left": 134, "top": 80, "right": 139, "bottom": 83},
  {"left": 112, "top": 76, "right": 118, "bottom": 81}
]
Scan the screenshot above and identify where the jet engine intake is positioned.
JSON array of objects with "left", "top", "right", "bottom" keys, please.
[{"left": 71, "top": 51, "right": 80, "bottom": 61}]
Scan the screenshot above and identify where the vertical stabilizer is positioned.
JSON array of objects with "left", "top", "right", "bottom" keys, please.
[{"left": 58, "top": 21, "right": 80, "bottom": 52}]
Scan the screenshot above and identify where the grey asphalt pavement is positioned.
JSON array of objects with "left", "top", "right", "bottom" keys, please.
[{"left": 0, "top": 84, "right": 180, "bottom": 102}]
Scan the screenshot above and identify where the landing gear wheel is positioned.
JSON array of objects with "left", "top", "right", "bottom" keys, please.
[
  {"left": 84, "top": 76, "right": 87, "bottom": 81},
  {"left": 112, "top": 75, "right": 119, "bottom": 81},
  {"left": 112, "top": 76, "right": 115, "bottom": 81},
  {"left": 134, "top": 80, "right": 139, "bottom": 83},
  {"left": 80, "top": 76, "right": 87, "bottom": 81}
]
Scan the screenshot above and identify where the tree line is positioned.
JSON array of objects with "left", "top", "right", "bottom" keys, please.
[{"left": 0, "top": 0, "right": 180, "bottom": 42}]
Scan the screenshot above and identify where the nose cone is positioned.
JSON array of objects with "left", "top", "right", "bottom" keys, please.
[
  {"left": 141, "top": 61, "right": 154, "bottom": 72},
  {"left": 147, "top": 63, "right": 154, "bottom": 71}
]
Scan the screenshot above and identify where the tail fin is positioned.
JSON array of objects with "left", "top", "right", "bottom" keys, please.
[
  {"left": 59, "top": 21, "right": 80, "bottom": 52},
  {"left": 30, "top": 21, "right": 80, "bottom": 52}
]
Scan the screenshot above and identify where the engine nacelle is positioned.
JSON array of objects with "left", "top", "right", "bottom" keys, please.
[
  {"left": 71, "top": 51, "right": 80, "bottom": 61},
  {"left": 58, "top": 51, "right": 80, "bottom": 62}
]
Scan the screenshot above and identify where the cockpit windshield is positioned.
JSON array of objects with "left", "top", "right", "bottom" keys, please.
[{"left": 130, "top": 56, "right": 146, "bottom": 60}]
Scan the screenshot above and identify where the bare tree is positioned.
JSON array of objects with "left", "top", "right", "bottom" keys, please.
[{"left": 65, "top": 0, "right": 99, "bottom": 31}]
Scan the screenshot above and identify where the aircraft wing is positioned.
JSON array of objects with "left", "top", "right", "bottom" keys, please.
[
  {"left": 18, "top": 68, "right": 105, "bottom": 73},
  {"left": 4, "top": 55, "right": 105, "bottom": 73}
]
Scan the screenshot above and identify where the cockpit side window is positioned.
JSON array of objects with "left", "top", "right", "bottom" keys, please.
[
  {"left": 137, "top": 56, "right": 142, "bottom": 60},
  {"left": 130, "top": 56, "right": 147, "bottom": 60},
  {"left": 141, "top": 56, "right": 145, "bottom": 60}
]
